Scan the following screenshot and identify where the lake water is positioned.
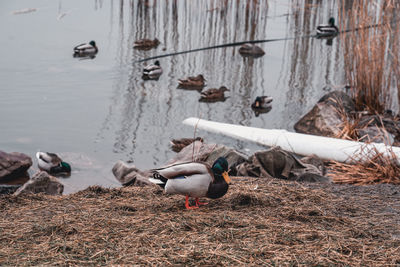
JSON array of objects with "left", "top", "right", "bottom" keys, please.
[{"left": 0, "top": 0, "right": 349, "bottom": 193}]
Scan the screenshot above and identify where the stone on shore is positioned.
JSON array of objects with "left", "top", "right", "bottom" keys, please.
[
  {"left": 294, "top": 91, "right": 355, "bottom": 137},
  {"left": 14, "top": 171, "right": 63, "bottom": 196},
  {"left": 0, "top": 150, "right": 32, "bottom": 185}
]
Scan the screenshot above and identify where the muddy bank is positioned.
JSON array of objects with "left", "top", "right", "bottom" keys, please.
[{"left": 1, "top": 178, "right": 399, "bottom": 266}]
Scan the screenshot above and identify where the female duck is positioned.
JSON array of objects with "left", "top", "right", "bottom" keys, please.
[
  {"left": 36, "top": 152, "right": 71, "bottom": 175},
  {"left": 199, "top": 86, "right": 229, "bottom": 102},
  {"left": 316, "top": 17, "right": 339, "bottom": 37},
  {"left": 143, "top": 60, "right": 163, "bottom": 80},
  {"left": 149, "top": 157, "right": 231, "bottom": 209},
  {"left": 178, "top": 74, "right": 206, "bottom": 88},
  {"left": 134, "top": 38, "right": 160, "bottom": 50},
  {"left": 239, "top": 43, "right": 265, "bottom": 57},
  {"left": 73, "top": 40, "right": 98, "bottom": 56}
]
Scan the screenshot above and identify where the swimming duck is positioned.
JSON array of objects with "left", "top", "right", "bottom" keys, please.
[
  {"left": 73, "top": 40, "right": 98, "bottom": 56},
  {"left": 36, "top": 152, "right": 71, "bottom": 175},
  {"left": 251, "top": 96, "right": 273, "bottom": 109},
  {"left": 149, "top": 157, "right": 231, "bottom": 209},
  {"left": 134, "top": 38, "right": 160, "bottom": 50},
  {"left": 170, "top": 137, "right": 204, "bottom": 152},
  {"left": 142, "top": 60, "right": 163, "bottom": 80},
  {"left": 316, "top": 17, "right": 339, "bottom": 37},
  {"left": 199, "top": 86, "right": 229, "bottom": 102},
  {"left": 178, "top": 75, "right": 206, "bottom": 89},
  {"left": 238, "top": 43, "right": 265, "bottom": 57}
]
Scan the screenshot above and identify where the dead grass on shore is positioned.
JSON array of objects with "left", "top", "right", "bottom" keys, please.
[{"left": 1, "top": 178, "right": 399, "bottom": 266}]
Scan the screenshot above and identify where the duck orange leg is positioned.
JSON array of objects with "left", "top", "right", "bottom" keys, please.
[
  {"left": 185, "top": 196, "right": 199, "bottom": 210},
  {"left": 195, "top": 198, "right": 208, "bottom": 206}
]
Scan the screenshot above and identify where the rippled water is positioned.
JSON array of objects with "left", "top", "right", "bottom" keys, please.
[{"left": 0, "top": 0, "right": 349, "bottom": 193}]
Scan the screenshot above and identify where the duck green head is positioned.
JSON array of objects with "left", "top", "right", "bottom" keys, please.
[
  {"left": 328, "top": 17, "right": 335, "bottom": 26},
  {"left": 212, "top": 157, "right": 231, "bottom": 184},
  {"left": 61, "top": 162, "right": 71, "bottom": 172},
  {"left": 89, "top": 40, "right": 96, "bottom": 47}
]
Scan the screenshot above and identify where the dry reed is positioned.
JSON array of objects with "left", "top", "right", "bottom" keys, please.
[{"left": 340, "top": 0, "right": 400, "bottom": 114}]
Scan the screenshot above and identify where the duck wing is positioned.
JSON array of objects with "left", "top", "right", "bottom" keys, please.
[
  {"left": 74, "top": 43, "right": 92, "bottom": 51},
  {"left": 153, "top": 162, "right": 212, "bottom": 180}
]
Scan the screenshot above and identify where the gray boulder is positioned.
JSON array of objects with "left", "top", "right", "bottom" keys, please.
[
  {"left": 294, "top": 91, "right": 355, "bottom": 137},
  {"left": 112, "top": 161, "right": 152, "bottom": 186},
  {"left": 166, "top": 141, "right": 248, "bottom": 172},
  {"left": 14, "top": 171, "right": 63, "bottom": 196},
  {"left": 236, "top": 147, "right": 329, "bottom": 183},
  {"left": 0, "top": 150, "right": 32, "bottom": 184}
]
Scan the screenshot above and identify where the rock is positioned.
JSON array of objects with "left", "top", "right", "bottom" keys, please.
[
  {"left": 112, "top": 161, "right": 152, "bottom": 186},
  {"left": 0, "top": 184, "right": 21, "bottom": 194},
  {"left": 166, "top": 141, "right": 248, "bottom": 174},
  {"left": 294, "top": 91, "right": 355, "bottom": 137},
  {"left": 0, "top": 150, "right": 32, "bottom": 184},
  {"left": 14, "top": 171, "right": 63, "bottom": 196},
  {"left": 236, "top": 147, "right": 329, "bottom": 183}
]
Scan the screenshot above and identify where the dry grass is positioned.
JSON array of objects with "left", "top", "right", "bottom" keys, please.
[
  {"left": 340, "top": 0, "right": 400, "bottom": 114},
  {"left": 1, "top": 178, "right": 400, "bottom": 266},
  {"left": 328, "top": 147, "right": 400, "bottom": 185}
]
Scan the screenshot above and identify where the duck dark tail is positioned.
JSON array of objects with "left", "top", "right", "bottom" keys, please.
[{"left": 149, "top": 173, "right": 168, "bottom": 188}]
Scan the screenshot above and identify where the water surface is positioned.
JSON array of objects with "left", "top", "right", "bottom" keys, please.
[{"left": 0, "top": 0, "right": 349, "bottom": 193}]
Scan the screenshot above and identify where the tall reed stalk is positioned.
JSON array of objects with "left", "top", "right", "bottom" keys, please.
[{"left": 340, "top": 0, "right": 400, "bottom": 114}]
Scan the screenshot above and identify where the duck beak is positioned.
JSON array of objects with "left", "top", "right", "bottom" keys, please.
[{"left": 222, "top": 171, "right": 231, "bottom": 184}]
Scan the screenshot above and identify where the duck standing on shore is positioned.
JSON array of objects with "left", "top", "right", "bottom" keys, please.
[
  {"left": 178, "top": 75, "right": 206, "bottom": 89},
  {"left": 316, "top": 17, "right": 339, "bottom": 37},
  {"left": 149, "top": 157, "right": 231, "bottom": 210},
  {"left": 73, "top": 40, "right": 98, "bottom": 57},
  {"left": 142, "top": 60, "right": 163, "bottom": 80},
  {"left": 36, "top": 152, "right": 71, "bottom": 175},
  {"left": 134, "top": 38, "right": 160, "bottom": 50},
  {"left": 199, "top": 86, "right": 229, "bottom": 102}
]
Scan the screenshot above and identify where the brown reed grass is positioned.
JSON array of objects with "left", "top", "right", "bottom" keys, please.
[
  {"left": 340, "top": 0, "right": 400, "bottom": 114},
  {"left": 1, "top": 178, "right": 400, "bottom": 266}
]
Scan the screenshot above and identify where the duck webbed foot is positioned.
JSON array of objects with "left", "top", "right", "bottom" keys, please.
[
  {"left": 195, "top": 198, "right": 208, "bottom": 206},
  {"left": 185, "top": 196, "right": 199, "bottom": 210}
]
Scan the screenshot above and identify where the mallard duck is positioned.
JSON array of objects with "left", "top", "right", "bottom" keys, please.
[
  {"left": 149, "top": 157, "right": 231, "bottom": 209},
  {"left": 170, "top": 137, "right": 204, "bottom": 152},
  {"left": 316, "top": 17, "right": 339, "bottom": 37},
  {"left": 73, "top": 40, "right": 98, "bottom": 56},
  {"left": 134, "top": 38, "right": 160, "bottom": 50},
  {"left": 199, "top": 86, "right": 229, "bottom": 102},
  {"left": 142, "top": 60, "right": 163, "bottom": 80},
  {"left": 238, "top": 43, "right": 265, "bottom": 57},
  {"left": 178, "top": 75, "right": 206, "bottom": 89},
  {"left": 251, "top": 96, "right": 273, "bottom": 109},
  {"left": 36, "top": 152, "right": 71, "bottom": 175}
]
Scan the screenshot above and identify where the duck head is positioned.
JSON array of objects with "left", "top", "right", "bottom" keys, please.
[
  {"left": 50, "top": 161, "right": 71, "bottom": 174},
  {"left": 198, "top": 74, "right": 206, "bottom": 81},
  {"left": 212, "top": 157, "right": 231, "bottom": 184},
  {"left": 154, "top": 60, "right": 160, "bottom": 66},
  {"left": 219, "top": 86, "right": 229, "bottom": 92},
  {"left": 328, "top": 17, "right": 335, "bottom": 26},
  {"left": 253, "top": 97, "right": 263, "bottom": 107},
  {"left": 89, "top": 40, "right": 96, "bottom": 47}
]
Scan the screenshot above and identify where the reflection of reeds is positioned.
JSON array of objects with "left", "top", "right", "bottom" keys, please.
[{"left": 341, "top": 0, "right": 400, "bottom": 114}]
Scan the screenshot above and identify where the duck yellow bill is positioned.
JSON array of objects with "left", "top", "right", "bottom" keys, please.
[{"left": 222, "top": 171, "right": 231, "bottom": 184}]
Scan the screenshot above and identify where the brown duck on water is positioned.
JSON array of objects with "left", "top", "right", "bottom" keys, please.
[
  {"left": 199, "top": 86, "right": 229, "bottom": 102},
  {"left": 134, "top": 38, "right": 160, "bottom": 50},
  {"left": 178, "top": 74, "right": 206, "bottom": 89},
  {"left": 238, "top": 43, "right": 265, "bottom": 57}
]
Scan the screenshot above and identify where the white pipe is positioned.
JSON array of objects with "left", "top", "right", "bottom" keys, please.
[{"left": 182, "top": 117, "right": 400, "bottom": 164}]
